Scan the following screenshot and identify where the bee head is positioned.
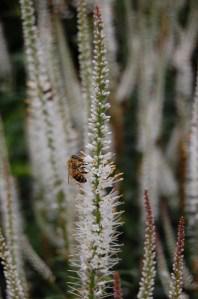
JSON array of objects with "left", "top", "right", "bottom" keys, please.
[{"left": 71, "top": 155, "right": 78, "bottom": 159}]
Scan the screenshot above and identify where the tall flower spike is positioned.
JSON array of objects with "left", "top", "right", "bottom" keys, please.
[
  {"left": 161, "top": 202, "right": 192, "bottom": 288},
  {"left": 53, "top": 13, "right": 84, "bottom": 146},
  {"left": 0, "top": 119, "right": 28, "bottom": 298},
  {"left": 73, "top": 6, "right": 122, "bottom": 299},
  {"left": 137, "top": 190, "right": 156, "bottom": 299},
  {"left": 99, "top": 0, "right": 119, "bottom": 83},
  {"left": 20, "top": 0, "right": 77, "bottom": 254},
  {"left": 186, "top": 64, "right": 198, "bottom": 247},
  {"left": 169, "top": 217, "right": 185, "bottom": 299},
  {"left": 77, "top": 0, "right": 93, "bottom": 137},
  {"left": 0, "top": 229, "right": 25, "bottom": 299}
]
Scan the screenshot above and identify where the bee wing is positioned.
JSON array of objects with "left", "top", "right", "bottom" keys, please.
[{"left": 79, "top": 150, "right": 85, "bottom": 157}]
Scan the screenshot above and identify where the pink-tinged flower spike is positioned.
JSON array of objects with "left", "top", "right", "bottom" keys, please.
[
  {"left": 161, "top": 202, "right": 192, "bottom": 289},
  {"left": 169, "top": 217, "right": 185, "bottom": 299},
  {"left": 137, "top": 190, "right": 156, "bottom": 299},
  {"left": 113, "top": 272, "right": 123, "bottom": 299},
  {"left": 72, "top": 5, "right": 122, "bottom": 299}
]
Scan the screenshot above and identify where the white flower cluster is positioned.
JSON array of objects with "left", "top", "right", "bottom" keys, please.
[
  {"left": 0, "top": 120, "right": 27, "bottom": 299},
  {"left": 20, "top": 0, "right": 78, "bottom": 253},
  {"left": 77, "top": 0, "right": 93, "bottom": 132},
  {"left": 0, "top": 230, "right": 24, "bottom": 299},
  {"left": 169, "top": 272, "right": 184, "bottom": 299},
  {"left": 168, "top": 217, "right": 185, "bottom": 299},
  {"left": 186, "top": 69, "right": 198, "bottom": 245},
  {"left": 73, "top": 7, "right": 122, "bottom": 298}
]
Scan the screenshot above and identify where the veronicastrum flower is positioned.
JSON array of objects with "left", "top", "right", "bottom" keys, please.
[
  {"left": 137, "top": 190, "right": 156, "bottom": 299},
  {"left": 72, "top": 5, "right": 122, "bottom": 299},
  {"left": 169, "top": 217, "right": 185, "bottom": 299}
]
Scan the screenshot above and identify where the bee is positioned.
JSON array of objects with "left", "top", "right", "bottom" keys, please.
[{"left": 67, "top": 154, "right": 88, "bottom": 183}]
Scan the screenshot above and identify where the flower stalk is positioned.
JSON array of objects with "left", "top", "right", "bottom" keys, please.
[
  {"left": 137, "top": 190, "right": 156, "bottom": 299},
  {"left": 73, "top": 6, "right": 122, "bottom": 299},
  {"left": 77, "top": 0, "right": 93, "bottom": 126},
  {"left": 0, "top": 229, "right": 25, "bottom": 299},
  {"left": 20, "top": 0, "right": 77, "bottom": 255},
  {"left": 169, "top": 217, "right": 185, "bottom": 299},
  {"left": 113, "top": 272, "right": 123, "bottom": 299},
  {"left": 0, "top": 119, "right": 28, "bottom": 298}
]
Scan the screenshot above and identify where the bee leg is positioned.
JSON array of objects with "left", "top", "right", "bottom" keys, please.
[{"left": 81, "top": 171, "right": 88, "bottom": 174}]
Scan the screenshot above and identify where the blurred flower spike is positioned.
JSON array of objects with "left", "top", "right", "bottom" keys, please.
[
  {"left": 113, "top": 271, "right": 123, "bottom": 299},
  {"left": 169, "top": 217, "right": 185, "bottom": 299},
  {"left": 137, "top": 190, "right": 156, "bottom": 299}
]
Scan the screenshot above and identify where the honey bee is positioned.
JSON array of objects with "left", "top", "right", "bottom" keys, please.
[{"left": 67, "top": 154, "right": 88, "bottom": 183}]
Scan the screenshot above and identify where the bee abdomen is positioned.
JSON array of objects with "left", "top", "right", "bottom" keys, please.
[{"left": 74, "top": 174, "right": 87, "bottom": 183}]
